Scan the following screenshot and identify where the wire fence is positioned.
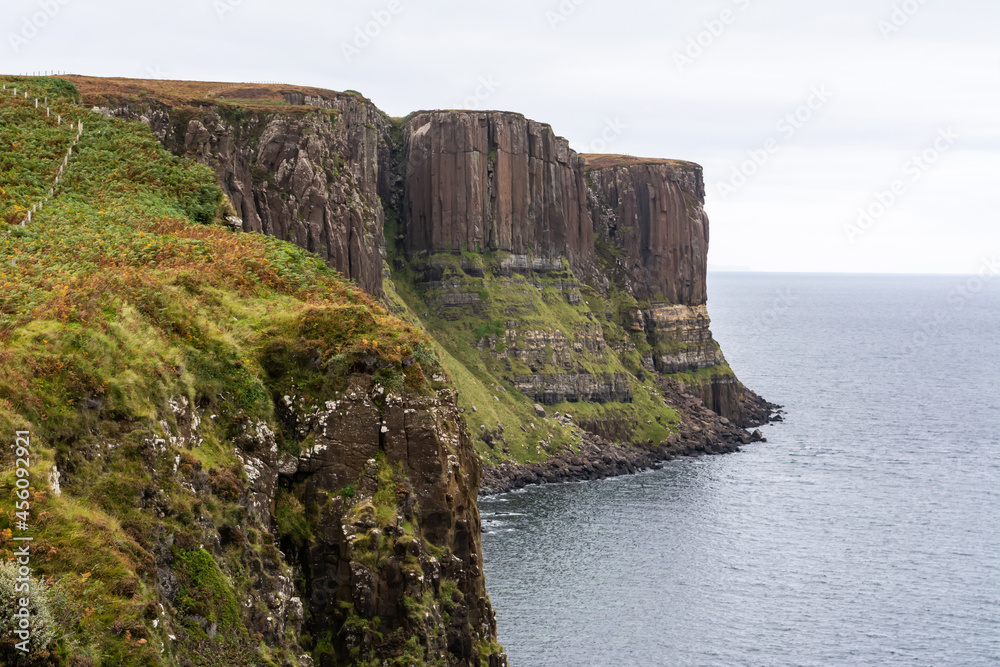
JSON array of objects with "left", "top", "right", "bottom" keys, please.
[
  {"left": 5, "top": 74, "right": 289, "bottom": 226},
  {"left": 3, "top": 82, "right": 84, "bottom": 226}
]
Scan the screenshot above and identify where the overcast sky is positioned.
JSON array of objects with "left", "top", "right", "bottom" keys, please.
[{"left": 4, "top": 0, "right": 998, "bottom": 274}]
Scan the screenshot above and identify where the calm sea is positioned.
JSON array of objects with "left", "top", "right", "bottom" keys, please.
[{"left": 481, "top": 273, "right": 1000, "bottom": 666}]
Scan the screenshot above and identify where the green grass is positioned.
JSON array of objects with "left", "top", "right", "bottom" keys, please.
[
  {"left": 0, "top": 76, "right": 430, "bottom": 666},
  {"left": 172, "top": 548, "right": 244, "bottom": 638},
  {"left": 274, "top": 488, "right": 313, "bottom": 548},
  {"left": 382, "top": 250, "right": 690, "bottom": 464},
  {"left": 668, "top": 361, "right": 736, "bottom": 388}
]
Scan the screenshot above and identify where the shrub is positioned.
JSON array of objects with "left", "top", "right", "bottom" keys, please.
[
  {"left": 208, "top": 467, "right": 243, "bottom": 501},
  {"left": 0, "top": 561, "right": 58, "bottom": 659},
  {"left": 171, "top": 549, "right": 242, "bottom": 636}
]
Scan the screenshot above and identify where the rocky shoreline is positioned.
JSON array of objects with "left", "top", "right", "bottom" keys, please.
[{"left": 480, "top": 379, "right": 781, "bottom": 496}]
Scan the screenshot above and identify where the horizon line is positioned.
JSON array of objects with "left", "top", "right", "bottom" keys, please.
[{"left": 707, "top": 269, "right": 996, "bottom": 278}]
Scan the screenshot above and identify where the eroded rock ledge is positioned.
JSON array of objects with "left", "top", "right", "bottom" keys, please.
[{"left": 480, "top": 379, "right": 778, "bottom": 495}]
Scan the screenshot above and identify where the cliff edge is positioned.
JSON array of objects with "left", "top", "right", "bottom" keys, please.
[
  {"left": 59, "top": 77, "right": 775, "bottom": 485},
  {"left": 0, "top": 76, "right": 505, "bottom": 667},
  {"left": 0, "top": 73, "right": 777, "bottom": 665}
]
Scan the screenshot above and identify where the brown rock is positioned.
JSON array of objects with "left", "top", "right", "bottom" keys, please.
[
  {"left": 403, "top": 111, "right": 594, "bottom": 274},
  {"left": 293, "top": 377, "right": 501, "bottom": 665},
  {"left": 585, "top": 157, "right": 709, "bottom": 306},
  {"left": 102, "top": 93, "right": 391, "bottom": 297}
]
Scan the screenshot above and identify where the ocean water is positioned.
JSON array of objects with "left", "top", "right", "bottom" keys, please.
[{"left": 481, "top": 273, "right": 1000, "bottom": 666}]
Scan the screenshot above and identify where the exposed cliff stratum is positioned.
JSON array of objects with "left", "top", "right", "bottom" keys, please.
[
  {"left": 0, "top": 75, "right": 775, "bottom": 666},
  {"left": 402, "top": 111, "right": 593, "bottom": 273}
]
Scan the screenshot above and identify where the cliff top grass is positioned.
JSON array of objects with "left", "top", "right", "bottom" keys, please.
[
  {"left": 0, "top": 76, "right": 426, "bottom": 665},
  {"left": 581, "top": 153, "right": 701, "bottom": 171},
  {"left": 60, "top": 75, "right": 368, "bottom": 113},
  {"left": 0, "top": 74, "right": 423, "bottom": 413}
]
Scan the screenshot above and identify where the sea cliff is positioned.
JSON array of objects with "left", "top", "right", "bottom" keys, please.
[
  {"left": 0, "top": 74, "right": 775, "bottom": 666},
  {"left": 68, "top": 76, "right": 776, "bottom": 486}
]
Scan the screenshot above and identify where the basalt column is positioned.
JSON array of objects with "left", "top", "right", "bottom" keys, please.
[{"left": 403, "top": 111, "right": 594, "bottom": 275}]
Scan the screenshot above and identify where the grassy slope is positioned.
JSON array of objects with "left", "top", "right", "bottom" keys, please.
[
  {"left": 0, "top": 77, "right": 429, "bottom": 666},
  {"left": 382, "top": 210, "right": 681, "bottom": 465}
]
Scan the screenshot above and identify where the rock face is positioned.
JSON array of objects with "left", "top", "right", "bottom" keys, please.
[
  {"left": 403, "top": 111, "right": 594, "bottom": 275},
  {"left": 193, "top": 94, "right": 390, "bottom": 297},
  {"left": 682, "top": 373, "right": 778, "bottom": 430},
  {"left": 511, "top": 372, "right": 633, "bottom": 406},
  {"left": 81, "top": 75, "right": 773, "bottom": 481},
  {"left": 392, "top": 122, "right": 775, "bottom": 431},
  {"left": 584, "top": 156, "right": 771, "bottom": 425},
  {"left": 98, "top": 92, "right": 391, "bottom": 296},
  {"left": 279, "top": 377, "right": 502, "bottom": 665},
  {"left": 128, "top": 377, "right": 505, "bottom": 667},
  {"left": 585, "top": 157, "right": 709, "bottom": 305},
  {"left": 638, "top": 304, "right": 725, "bottom": 374},
  {"left": 99, "top": 88, "right": 770, "bottom": 429}
]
